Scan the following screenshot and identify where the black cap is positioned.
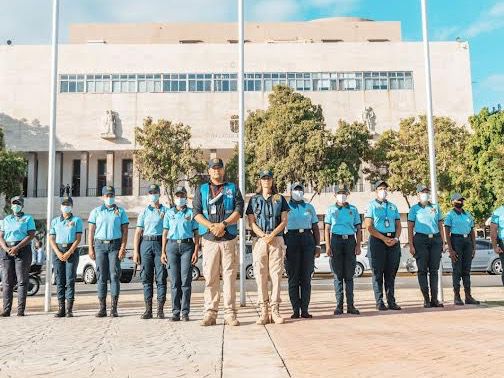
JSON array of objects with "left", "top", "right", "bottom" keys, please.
[
  {"left": 61, "top": 196, "right": 73, "bottom": 205},
  {"left": 290, "top": 182, "right": 304, "bottom": 191},
  {"left": 174, "top": 186, "right": 187, "bottom": 195},
  {"left": 336, "top": 184, "right": 350, "bottom": 194},
  {"left": 373, "top": 180, "right": 389, "bottom": 191},
  {"left": 147, "top": 184, "right": 160, "bottom": 194},
  {"left": 451, "top": 193, "right": 465, "bottom": 202},
  {"left": 416, "top": 184, "right": 429, "bottom": 193},
  {"left": 102, "top": 185, "right": 115, "bottom": 195},
  {"left": 10, "top": 195, "right": 24, "bottom": 205},
  {"left": 208, "top": 158, "right": 224, "bottom": 169},
  {"left": 259, "top": 169, "right": 273, "bottom": 179}
]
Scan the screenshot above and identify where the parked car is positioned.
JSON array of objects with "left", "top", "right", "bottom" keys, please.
[
  {"left": 314, "top": 242, "right": 371, "bottom": 277},
  {"left": 405, "top": 238, "right": 502, "bottom": 275},
  {"left": 53, "top": 245, "right": 135, "bottom": 284}
]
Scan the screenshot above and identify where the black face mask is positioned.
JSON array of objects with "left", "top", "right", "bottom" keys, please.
[{"left": 454, "top": 203, "right": 463, "bottom": 209}]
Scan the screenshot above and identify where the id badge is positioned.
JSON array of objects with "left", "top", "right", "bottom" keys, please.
[
  {"left": 210, "top": 205, "right": 217, "bottom": 215},
  {"left": 384, "top": 218, "right": 390, "bottom": 228}
]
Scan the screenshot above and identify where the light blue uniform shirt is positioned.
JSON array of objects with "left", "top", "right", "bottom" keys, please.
[
  {"left": 137, "top": 204, "right": 167, "bottom": 236},
  {"left": 491, "top": 205, "right": 504, "bottom": 240},
  {"left": 88, "top": 205, "right": 129, "bottom": 240},
  {"left": 408, "top": 203, "right": 443, "bottom": 235},
  {"left": 287, "top": 201, "right": 318, "bottom": 230},
  {"left": 1, "top": 213, "right": 36, "bottom": 242},
  {"left": 444, "top": 209, "right": 474, "bottom": 235},
  {"left": 365, "top": 199, "right": 401, "bottom": 234},
  {"left": 324, "top": 204, "right": 361, "bottom": 235},
  {"left": 163, "top": 207, "right": 198, "bottom": 240},
  {"left": 49, "top": 215, "right": 83, "bottom": 244}
]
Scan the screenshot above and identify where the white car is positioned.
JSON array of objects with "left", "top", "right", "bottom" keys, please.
[
  {"left": 315, "top": 242, "right": 371, "bottom": 277},
  {"left": 53, "top": 246, "right": 135, "bottom": 284}
]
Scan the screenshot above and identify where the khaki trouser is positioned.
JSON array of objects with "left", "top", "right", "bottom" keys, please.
[
  {"left": 202, "top": 238, "right": 237, "bottom": 316},
  {"left": 252, "top": 236, "right": 285, "bottom": 306}
]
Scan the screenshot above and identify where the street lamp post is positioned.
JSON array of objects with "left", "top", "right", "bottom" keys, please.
[{"left": 420, "top": 0, "right": 443, "bottom": 303}]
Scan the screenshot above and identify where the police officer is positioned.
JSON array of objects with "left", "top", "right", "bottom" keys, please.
[
  {"left": 193, "top": 158, "right": 244, "bottom": 327},
  {"left": 0, "top": 196, "right": 36, "bottom": 317},
  {"left": 246, "top": 170, "right": 290, "bottom": 325},
  {"left": 364, "top": 180, "right": 402, "bottom": 311},
  {"left": 285, "top": 182, "right": 320, "bottom": 319},
  {"left": 88, "top": 185, "right": 129, "bottom": 317},
  {"left": 48, "top": 196, "right": 83, "bottom": 318},
  {"left": 161, "top": 186, "right": 200, "bottom": 322},
  {"left": 490, "top": 203, "right": 504, "bottom": 286},
  {"left": 444, "top": 193, "right": 480, "bottom": 306},
  {"left": 324, "top": 185, "right": 362, "bottom": 315},
  {"left": 133, "top": 184, "right": 167, "bottom": 320},
  {"left": 407, "top": 184, "right": 445, "bottom": 308}
]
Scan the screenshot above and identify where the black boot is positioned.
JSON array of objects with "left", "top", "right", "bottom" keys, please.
[
  {"left": 2, "top": 300, "right": 12, "bottom": 317},
  {"left": 17, "top": 302, "right": 26, "bottom": 317},
  {"left": 376, "top": 301, "right": 388, "bottom": 311},
  {"left": 333, "top": 298, "right": 343, "bottom": 315},
  {"left": 453, "top": 288, "right": 464, "bottom": 306},
  {"left": 464, "top": 287, "right": 480, "bottom": 305},
  {"left": 157, "top": 300, "right": 165, "bottom": 319},
  {"left": 421, "top": 289, "right": 431, "bottom": 308},
  {"left": 347, "top": 304, "right": 360, "bottom": 315},
  {"left": 66, "top": 300, "right": 74, "bottom": 318},
  {"left": 430, "top": 289, "right": 444, "bottom": 308},
  {"left": 96, "top": 298, "right": 107, "bottom": 318},
  {"left": 110, "top": 296, "right": 119, "bottom": 317},
  {"left": 141, "top": 299, "right": 153, "bottom": 319},
  {"left": 54, "top": 299, "right": 66, "bottom": 318}
]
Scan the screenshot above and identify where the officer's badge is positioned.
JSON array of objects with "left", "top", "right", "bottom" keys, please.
[
  {"left": 185, "top": 215, "right": 191, "bottom": 221},
  {"left": 273, "top": 194, "right": 281, "bottom": 202},
  {"left": 225, "top": 188, "right": 233, "bottom": 198},
  {"left": 430, "top": 208, "right": 436, "bottom": 214},
  {"left": 67, "top": 221, "right": 75, "bottom": 228},
  {"left": 349, "top": 211, "right": 353, "bottom": 216},
  {"left": 114, "top": 208, "right": 120, "bottom": 216},
  {"left": 160, "top": 211, "right": 165, "bottom": 219}
]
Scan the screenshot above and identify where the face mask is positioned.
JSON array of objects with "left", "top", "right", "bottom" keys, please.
[
  {"left": 149, "top": 194, "right": 160, "bottom": 203},
  {"left": 454, "top": 202, "right": 463, "bottom": 209},
  {"left": 104, "top": 197, "right": 115, "bottom": 206},
  {"left": 419, "top": 193, "right": 430, "bottom": 203},
  {"left": 175, "top": 198, "right": 187, "bottom": 207},
  {"left": 61, "top": 205, "right": 72, "bottom": 214},
  {"left": 336, "top": 194, "right": 347, "bottom": 204},
  {"left": 291, "top": 190, "right": 304, "bottom": 202},
  {"left": 11, "top": 204, "right": 22, "bottom": 214},
  {"left": 377, "top": 189, "right": 388, "bottom": 201}
]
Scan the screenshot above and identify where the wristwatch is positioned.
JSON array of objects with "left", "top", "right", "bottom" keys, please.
[
  {"left": 315, "top": 245, "right": 321, "bottom": 250},
  {"left": 222, "top": 221, "right": 228, "bottom": 227}
]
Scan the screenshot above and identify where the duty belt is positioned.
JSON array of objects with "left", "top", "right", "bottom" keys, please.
[
  {"left": 452, "top": 234, "right": 470, "bottom": 239},
  {"left": 378, "top": 232, "right": 396, "bottom": 238},
  {"left": 332, "top": 234, "right": 354, "bottom": 240},
  {"left": 416, "top": 232, "right": 440, "bottom": 239},
  {"left": 286, "top": 229, "right": 312, "bottom": 234},
  {"left": 95, "top": 239, "right": 121, "bottom": 244},
  {"left": 143, "top": 235, "right": 162, "bottom": 241},
  {"left": 6, "top": 241, "right": 21, "bottom": 247},
  {"left": 169, "top": 238, "right": 193, "bottom": 244},
  {"left": 57, "top": 243, "right": 72, "bottom": 248}
]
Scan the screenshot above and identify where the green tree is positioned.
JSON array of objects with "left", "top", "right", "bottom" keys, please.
[
  {"left": 0, "top": 128, "right": 27, "bottom": 210},
  {"left": 363, "top": 130, "right": 399, "bottom": 183},
  {"left": 381, "top": 116, "right": 469, "bottom": 208},
  {"left": 134, "top": 117, "right": 206, "bottom": 202},
  {"left": 243, "top": 85, "right": 370, "bottom": 195},
  {"left": 453, "top": 108, "right": 504, "bottom": 222}
]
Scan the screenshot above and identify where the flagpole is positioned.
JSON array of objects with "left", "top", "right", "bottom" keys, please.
[
  {"left": 44, "top": 0, "right": 60, "bottom": 312},
  {"left": 421, "top": 0, "right": 443, "bottom": 303}
]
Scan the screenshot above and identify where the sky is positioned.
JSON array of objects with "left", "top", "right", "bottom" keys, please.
[{"left": 0, "top": 0, "right": 502, "bottom": 112}]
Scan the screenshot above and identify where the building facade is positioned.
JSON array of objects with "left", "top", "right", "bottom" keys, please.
[{"left": 0, "top": 17, "right": 473, "bottom": 234}]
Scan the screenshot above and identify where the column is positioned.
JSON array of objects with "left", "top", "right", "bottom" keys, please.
[
  {"left": 80, "top": 151, "right": 89, "bottom": 197},
  {"left": 54, "top": 152, "right": 62, "bottom": 196},
  {"left": 26, "top": 152, "right": 38, "bottom": 197},
  {"left": 106, "top": 151, "right": 114, "bottom": 188},
  {"left": 132, "top": 153, "right": 140, "bottom": 196}
]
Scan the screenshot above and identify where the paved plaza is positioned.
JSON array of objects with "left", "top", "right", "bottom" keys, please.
[{"left": 1, "top": 281, "right": 504, "bottom": 378}]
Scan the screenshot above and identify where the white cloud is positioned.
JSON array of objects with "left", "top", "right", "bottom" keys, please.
[
  {"left": 480, "top": 74, "right": 504, "bottom": 93},
  {"left": 465, "top": 1, "right": 504, "bottom": 38},
  {"left": 0, "top": 0, "right": 361, "bottom": 44},
  {"left": 433, "top": 26, "right": 459, "bottom": 41}
]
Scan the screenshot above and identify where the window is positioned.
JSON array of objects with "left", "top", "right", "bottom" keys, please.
[
  {"left": 287, "top": 73, "right": 312, "bottom": 91},
  {"left": 188, "top": 74, "right": 212, "bottom": 92},
  {"left": 60, "top": 75, "right": 85, "bottom": 93},
  {"left": 163, "top": 74, "right": 187, "bottom": 92},
  {"left": 72, "top": 159, "right": 80, "bottom": 197},
  {"left": 338, "top": 72, "right": 362, "bottom": 91},
  {"left": 121, "top": 159, "right": 133, "bottom": 196},
  {"left": 112, "top": 74, "right": 137, "bottom": 93},
  {"left": 214, "top": 74, "right": 237, "bottom": 92},
  {"left": 138, "top": 74, "right": 162, "bottom": 93},
  {"left": 245, "top": 73, "right": 262, "bottom": 91},
  {"left": 96, "top": 159, "right": 107, "bottom": 197},
  {"left": 364, "top": 72, "right": 388, "bottom": 90},
  {"left": 263, "top": 73, "right": 288, "bottom": 91},
  {"left": 313, "top": 73, "right": 338, "bottom": 91},
  {"left": 86, "top": 74, "right": 111, "bottom": 93}
]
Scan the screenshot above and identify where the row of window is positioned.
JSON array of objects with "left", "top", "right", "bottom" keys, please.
[{"left": 60, "top": 71, "right": 414, "bottom": 93}]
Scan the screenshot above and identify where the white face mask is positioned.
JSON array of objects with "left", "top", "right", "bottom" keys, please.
[
  {"left": 11, "top": 204, "right": 22, "bottom": 214},
  {"left": 336, "top": 194, "right": 347, "bottom": 204},
  {"left": 104, "top": 197, "right": 115, "bottom": 206},
  {"left": 377, "top": 189, "right": 388, "bottom": 201},
  {"left": 291, "top": 190, "right": 304, "bottom": 202},
  {"left": 61, "top": 205, "right": 72, "bottom": 214},
  {"left": 149, "top": 194, "right": 160, "bottom": 203},
  {"left": 419, "top": 193, "right": 430, "bottom": 203},
  {"left": 175, "top": 197, "right": 187, "bottom": 207}
]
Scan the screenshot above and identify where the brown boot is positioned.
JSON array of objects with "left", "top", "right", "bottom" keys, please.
[
  {"left": 200, "top": 312, "right": 217, "bottom": 326},
  {"left": 256, "top": 304, "right": 269, "bottom": 325},
  {"left": 270, "top": 304, "right": 284, "bottom": 324}
]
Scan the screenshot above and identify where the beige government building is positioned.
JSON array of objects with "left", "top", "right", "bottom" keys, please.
[{"left": 0, "top": 17, "right": 474, "bottom": 236}]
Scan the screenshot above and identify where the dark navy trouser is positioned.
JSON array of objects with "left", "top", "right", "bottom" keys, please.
[
  {"left": 369, "top": 236, "right": 401, "bottom": 305},
  {"left": 95, "top": 240, "right": 121, "bottom": 299},
  {"left": 140, "top": 239, "right": 167, "bottom": 302},
  {"left": 167, "top": 240, "right": 194, "bottom": 316},
  {"left": 53, "top": 244, "right": 79, "bottom": 301}
]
